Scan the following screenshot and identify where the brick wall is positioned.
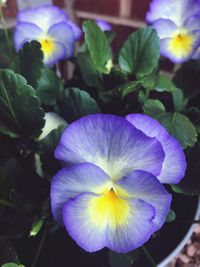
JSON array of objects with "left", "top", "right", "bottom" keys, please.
[
  {"left": 2, "top": 0, "right": 173, "bottom": 71},
  {"left": 3, "top": 0, "right": 150, "bottom": 41}
]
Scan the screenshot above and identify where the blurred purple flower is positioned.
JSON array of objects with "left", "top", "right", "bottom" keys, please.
[
  {"left": 14, "top": 5, "right": 82, "bottom": 65},
  {"left": 146, "top": 0, "right": 200, "bottom": 63},
  {"left": 96, "top": 19, "right": 112, "bottom": 31},
  {"left": 50, "top": 114, "right": 186, "bottom": 253}
]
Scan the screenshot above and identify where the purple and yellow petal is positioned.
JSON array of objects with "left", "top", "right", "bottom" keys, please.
[
  {"left": 116, "top": 170, "right": 172, "bottom": 230},
  {"left": 42, "top": 41, "right": 66, "bottom": 65},
  {"left": 14, "top": 5, "right": 78, "bottom": 65},
  {"left": 126, "top": 114, "right": 186, "bottom": 184},
  {"left": 50, "top": 162, "right": 111, "bottom": 224},
  {"left": 48, "top": 22, "right": 75, "bottom": 59},
  {"left": 51, "top": 113, "right": 185, "bottom": 253},
  {"left": 147, "top": 0, "right": 200, "bottom": 63},
  {"left": 63, "top": 191, "right": 156, "bottom": 253},
  {"left": 55, "top": 114, "right": 165, "bottom": 180},
  {"left": 146, "top": 0, "right": 200, "bottom": 26},
  {"left": 62, "top": 192, "right": 107, "bottom": 252}
]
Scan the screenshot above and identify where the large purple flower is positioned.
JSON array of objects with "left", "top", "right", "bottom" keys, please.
[
  {"left": 146, "top": 0, "right": 200, "bottom": 63},
  {"left": 51, "top": 114, "right": 186, "bottom": 253},
  {"left": 14, "top": 5, "right": 81, "bottom": 65}
]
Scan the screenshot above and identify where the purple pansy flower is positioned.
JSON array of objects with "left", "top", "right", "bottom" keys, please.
[
  {"left": 50, "top": 114, "right": 186, "bottom": 253},
  {"left": 146, "top": 0, "right": 200, "bottom": 63},
  {"left": 96, "top": 19, "right": 112, "bottom": 31},
  {"left": 14, "top": 5, "right": 82, "bottom": 65}
]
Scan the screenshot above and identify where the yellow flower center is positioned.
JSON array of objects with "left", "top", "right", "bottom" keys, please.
[
  {"left": 89, "top": 188, "right": 129, "bottom": 227},
  {"left": 169, "top": 31, "right": 194, "bottom": 58},
  {"left": 40, "top": 37, "right": 55, "bottom": 58}
]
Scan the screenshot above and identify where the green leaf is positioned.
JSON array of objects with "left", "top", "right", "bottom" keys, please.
[
  {"left": 121, "top": 81, "right": 140, "bottom": 97},
  {"left": 0, "top": 69, "right": 45, "bottom": 138},
  {"left": 119, "top": 27, "right": 160, "bottom": 78},
  {"left": 109, "top": 250, "right": 139, "bottom": 267},
  {"left": 144, "top": 100, "right": 197, "bottom": 148},
  {"left": 83, "top": 20, "right": 112, "bottom": 73},
  {"left": 77, "top": 52, "right": 102, "bottom": 88},
  {"left": 11, "top": 41, "right": 44, "bottom": 88},
  {"left": 156, "top": 112, "right": 197, "bottom": 148},
  {"left": 58, "top": 87, "right": 101, "bottom": 123},
  {"left": 143, "top": 99, "right": 166, "bottom": 117},
  {"left": 166, "top": 209, "right": 176, "bottom": 222},
  {"left": 40, "top": 125, "right": 66, "bottom": 176},
  {"left": 155, "top": 75, "right": 176, "bottom": 92},
  {"left": 2, "top": 264, "right": 25, "bottom": 267},
  {"left": 0, "top": 29, "right": 15, "bottom": 68},
  {"left": 36, "top": 68, "right": 64, "bottom": 106},
  {"left": 29, "top": 218, "right": 44, "bottom": 237},
  {"left": 140, "top": 75, "right": 157, "bottom": 90},
  {"left": 173, "top": 59, "right": 200, "bottom": 99},
  {"left": 172, "top": 88, "right": 187, "bottom": 112},
  {"left": 2, "top": 264, "right": 19, "bottom": 267},
  {"left": 170, "top": 184, "right": 193, "bottom": 196}
]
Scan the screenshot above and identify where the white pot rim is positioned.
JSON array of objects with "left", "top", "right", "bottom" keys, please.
[{"left": 158, "top": 197, "right": 200, "bottom": 267}]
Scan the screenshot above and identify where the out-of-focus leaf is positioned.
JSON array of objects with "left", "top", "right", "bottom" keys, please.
[
  {"left": 172, "top": 88, "right": 187, "bottom": 112},
  {"left": 77, "top": 52, "right": 102, "bottom": 88},
  {"left": 173, "top": 59, "right": 200, "bottom": 99},
  {"left": 155, "top": 75, "right": 176, "bottom": 92},
  {"left": 0, "top": 237, "right": 19, "bottom": 266},
  {"left": 0, "top": 29, "right": 15, "bottom": 68},
  {"left": 119, "top": 27, "right": 160, "bottom": 78},
  {"left": 166, "top": 209, "right": 176, "bottom": 222},
  {"left": 83, "top": 20, "right": 112, "bottom": 73},
  {"left": 36, "top": 68, "right": 64, "bottom": 106},
  {"left": 11, "top": 41, "right": 43, "bottom": 88},
  {"left": 29, "top": 218, "right": 44, "bottom": 237},
  {"left": 109, "top": 250, "right": 140, "bottom": 267}
]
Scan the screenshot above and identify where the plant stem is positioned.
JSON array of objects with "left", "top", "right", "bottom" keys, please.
[
  {"left": 31, "top": 225, "right": 48, "bottom": 267},
  {"left": 142, "top": 246, "right": 157, "bottom": 267},
  {"left": 0, "top": 6, "right": 12, "bottom": 59},
  {"left": 0, "top": 197, "right": 15, "bottom": 208}
]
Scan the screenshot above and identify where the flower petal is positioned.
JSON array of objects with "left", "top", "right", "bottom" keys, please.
[
  {"left": 152, "top": 19, "right": 177, "bottom": 39},
  {"left": 96, "top": 19, "right": 112, "bottom": 31},
  {"left": 63, "top": 192, "right": 156, "bottom": 253},
  {"left": 67, "top": 21, "right": 82, "bottom": 40},
  {"left": 17, "top": 5, "right": 68, "bottom": 32},
  {"left": 126, "top": 114, "right": 186, "bottom": 184},
  {"left": 14, "top": 22, "right": 43, "bottom": 51},
  {"left": 43, "top": 41, "right": 66, "bottom": 65},
  {"left": 146, "top": 0, "right": 200, "bottom": 27},
  {"left": 55, "top": 114, "right": 165, "bottom": 180},
  {"left": 159, "top": 31, "right": 200, "bottom": 63},
  {"left": 51, "top": 162, "right": 111, "bottom": 224},
  {"left": 116, "top": 170, "right": 172, "bottom": 230},
  {"left": 48, "top": 22, "right": 75, "bottom": 59},
  {"left": 38, "top": 112, "right": 67, "bottom": 140},
  {"left": 184, "top": 14, "right": 200, "bottom": 31}
]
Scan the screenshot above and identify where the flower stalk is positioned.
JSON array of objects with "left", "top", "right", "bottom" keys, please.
[{"left": 0, "top": 5, "right": 12, "bottom": 59}]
